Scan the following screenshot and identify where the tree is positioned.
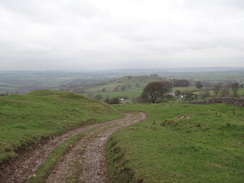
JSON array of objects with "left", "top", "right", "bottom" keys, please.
[
  {"left": 110, "top": 97, "right": 120, "bottom": 104},
  {"left": 140, "top": 81, "right": 170, "bottom": 103},
  {"left": 200, "top": 90, "right": 210, "bottom": 100},
  {"left": 231, "top": 82, "right": 239, "bottom": 97},
  {"left": 174, "top": 90, "right": 182, "bottom": 97},
  {"left": 195, "top": 81, "right": 203, "bottom": 89},
  {"left": 212, "top": 83, "right": 222, "bottom": 96},
  {"left": 104, "top": 97, "right": 120, "bottom": 104},
  {"left": 172, "top": 79, "right": 190, "bottom": 87},
  {"left": 220, "top": 85, "right": 230, "bottom": 97},
  {"left": 94, "top": 94, "right": 103, "bottom": 101}
]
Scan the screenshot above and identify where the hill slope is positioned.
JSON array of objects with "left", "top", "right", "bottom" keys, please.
[
  {"left": 0, "top": 90, "right": 122, "bottom": 168},
  {"left": 107, "top": 103, "right": 244, "bottom": 183},
  {"left": 60, "top": 75, "right": 165, "bottom": 101}
]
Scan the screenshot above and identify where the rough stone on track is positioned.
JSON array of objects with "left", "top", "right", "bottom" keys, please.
[
  {"left": 0, "top": 112, "right": 146, "bottom": 183},
  {"left": 46, "top": 112, "right": 146, "bottom": 183}
]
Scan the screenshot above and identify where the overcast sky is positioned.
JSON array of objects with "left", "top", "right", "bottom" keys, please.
[{"left": 0, "top": 0, "right": 244, "bottom": 71}]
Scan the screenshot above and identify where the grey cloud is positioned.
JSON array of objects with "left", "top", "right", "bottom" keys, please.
[
  {"left": 0, "top": 0, "right": 59, "bottom": 23},
  {"left": 0, "top": 0, "right": 244, "bottom": 70},
  {"left": 65, "top": 0, "right": 105, "bottom": 18},
  {"left": 0, "top": 0, "right": 102, "bottom": 24}
]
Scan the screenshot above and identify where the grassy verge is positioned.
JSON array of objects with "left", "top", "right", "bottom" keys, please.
[
  {"left": 0, "top": 90, "right": 122, "bottom": 168},
  {"left": 106, "top": 103, "right": 244, "bottom": 183}
]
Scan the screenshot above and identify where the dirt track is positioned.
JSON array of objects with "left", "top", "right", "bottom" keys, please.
[{"left": 1, "top": 112, "right": 146, "bottom": 183}]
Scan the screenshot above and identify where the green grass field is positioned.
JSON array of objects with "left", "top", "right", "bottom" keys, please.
[
  {"left": 107, "top": 103, "right": 244, "bottom": 183},
  {"left": 173, "top": 86, "right": 196, "bottom": 92},
  {"left": 1, "top": 88, "right": 244, "bottom": 182},
  {"left": 0, "top": 90, "right": 122, "bottom": 168},
  {"left": 90, "top": 88, "right": 142, "bottom": 101},
  {"left": 85, "top": 75, "right": 163, "bottom": 100},
  {"left": 85, "top": 76, "right": 244, "bottom": 101},
  {"left": 239, "top": 88, "right": 244, "bottom": 96}
]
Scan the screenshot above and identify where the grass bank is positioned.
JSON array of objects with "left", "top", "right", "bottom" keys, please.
[
  {"left": 106, "top": 103, "right": 244, "bottom": 183},
  {"left": 0, "top": 90, "right": 122, "bottom": 168}
]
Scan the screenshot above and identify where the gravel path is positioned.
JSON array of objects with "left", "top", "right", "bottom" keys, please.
[{"left": 0, "top": 112, "right": 146, "bottom": 183}]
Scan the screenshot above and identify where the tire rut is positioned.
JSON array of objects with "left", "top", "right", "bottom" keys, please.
[
  {"left": 0, "top": 112, "right": 146, "bottom": 183},
  {"left": 81, "top": 112, "right": 146, "bottom": 183}
]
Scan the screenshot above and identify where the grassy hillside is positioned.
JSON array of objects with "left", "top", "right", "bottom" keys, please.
[
  {"left": 84, "top": 75, "right": 164, "bottom": 101},
  {"left": 0, "top": 90, "right": 122, "bottom": 168},
  {"left": 107, "top": 103, "right": 244, "bottom": 183},
  {"left": 63, "top": 73, "right": 244, "bottom": 102},
  {"left": 1, "top": 69, "right": 243, "bottom": 95}
]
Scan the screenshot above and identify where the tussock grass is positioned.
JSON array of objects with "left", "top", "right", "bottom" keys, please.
[
  {"left": 0, "top": 90, "right": 122, "bottom": 168},
  {"left": 107, "top": 103, "right": 244, "bottom": 183}
]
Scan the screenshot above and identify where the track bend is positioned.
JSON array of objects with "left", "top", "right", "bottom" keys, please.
[{"left": 1, "top": 112, "right": 146, "bottom": 183}]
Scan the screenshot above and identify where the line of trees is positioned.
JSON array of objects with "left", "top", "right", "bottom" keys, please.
[
  {"left": 171, "top": 79, "right": 190, "bottom": 87},
  {"left": 138, "top": 80, "right": 242, "bottom": 103},
  {"left": 215, "top": 82, "right": 240, "bottom": 97},
  {"left": 92, "top": 79, "right": 242, "bottom": 104}
]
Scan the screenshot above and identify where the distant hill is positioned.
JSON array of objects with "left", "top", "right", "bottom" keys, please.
[
  {"left": 1, "top": 68, "right": 243, "bottom": 94},
  {"left": 96, "top": 67, "right": 244, "bottom": 74},
  {"left": 0, "top": 71, "right": 113, "bottom": 94},
  {"left": 59, "top": 75, "right": 165, "bottom": 100}
]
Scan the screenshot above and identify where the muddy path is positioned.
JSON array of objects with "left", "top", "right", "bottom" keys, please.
[{"left": 1, "top": 112, "right": 146, "bottom": 183}]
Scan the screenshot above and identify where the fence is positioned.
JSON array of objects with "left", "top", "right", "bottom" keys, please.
[{"left": 190, "top": 97, "right": 244, "bottom": 107}]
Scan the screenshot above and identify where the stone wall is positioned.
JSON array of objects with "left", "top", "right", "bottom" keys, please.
[{"left": 190, "top": 97, "right": 244, "bottom": 107}]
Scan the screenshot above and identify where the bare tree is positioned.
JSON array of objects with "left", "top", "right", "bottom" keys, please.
[
  {"left": 231, "top": 82, "right": 239, "bottom": 97},
  {"left": 220, "top": 85, "right": 230, "bottom": 97},
  {"left": 140, "top": 81, "right": 170, "bottom": 103},
  {"left": 212, "top": 83, "right": 222, "bottom": 96},
  {"left": 200, "top": 90, "right": 210, "bottom": 100}
]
